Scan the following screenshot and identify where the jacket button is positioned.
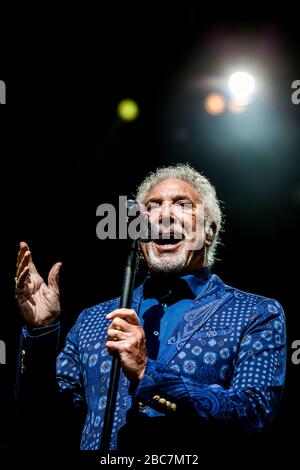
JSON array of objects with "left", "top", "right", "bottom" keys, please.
[
  {"left": 158, "top": 398, "right": 166, "bottom": 405},
  {"left": 153, "top": 395, "right": 160, "bottom": 401},
  {"left": 170, "top": 403, "right": 177, "bottom": 411}
]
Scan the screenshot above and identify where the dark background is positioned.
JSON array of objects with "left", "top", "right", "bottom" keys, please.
[{"left": 0, "top": 7, "right": 299, "bottom": 461}]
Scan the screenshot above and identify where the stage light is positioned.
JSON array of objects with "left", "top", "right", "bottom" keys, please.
[
  {"left": 228, "top": 72, "right": 255, "bottom": 105},
  {"left": 204, "top": 93, "right": 226, "bottom": 115},
  {"left": 117, "top": 99, "right": 139, "bottom": 122}
]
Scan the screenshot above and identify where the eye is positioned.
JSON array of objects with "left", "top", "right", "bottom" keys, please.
[
  {"left": 146, "top": 202, "right": 160, "bottom": 212},
  {"left": 174, "top": 201, "right": 194, "bottom": 210}
]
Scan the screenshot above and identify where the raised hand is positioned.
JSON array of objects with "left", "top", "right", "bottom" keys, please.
[{"left": 15, "top": 241, "right": 62, "bottom": 327}]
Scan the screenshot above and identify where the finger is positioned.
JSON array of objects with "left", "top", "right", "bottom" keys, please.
[
  {"left": 17, "top": 241, "right": 29, "bottom": 269},
  {"left": 16, "top": 251, "right": 31, "bottom": 279},
  {"left": 48, "top": 262, "right": 62, "bottom": 293},
  {"left": 107, "top": 328, "right": 127, "bottom": 341},
  {"left": 17, "top": 249, "right": 38, "bottom": 279},
  {"left": 106, "top": 341, "right": 121, "bottom": 354},
  {"left": 106, "top": 340, "right": 130, "bottom": 353},
  {"left": 106, "top": 309, "right": 140, "bottom": 326},
  {"left": 109, "top": 317, "right": 135, "bottom": 332},
  {"left": 27, "top": 251, "right": 38, "bottom": 274},
  {"left": 16, "top": 266, "right": 30, "bottom": 289}
]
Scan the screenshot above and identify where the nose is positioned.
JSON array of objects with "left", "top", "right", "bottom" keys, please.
[{"left": 160, "top": 201, "right": 175, "bottom": 228}]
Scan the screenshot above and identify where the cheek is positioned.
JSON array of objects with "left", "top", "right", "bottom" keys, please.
[
  {"left": 185, "top": 216, "right": 206, "bottom": 251},
  {"left": 193, "top": 214, "right": 205, "bottom": 233},
  {"left": 182, "top": 213, "right": 197, "bottom": 232},
  {"left": 148, "top": 211, "right": 160, "bottom": 225}
]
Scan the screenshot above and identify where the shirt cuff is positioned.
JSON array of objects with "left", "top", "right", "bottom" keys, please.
[{"left": 22, "top": 321, "right": 60, "bottom": 338}]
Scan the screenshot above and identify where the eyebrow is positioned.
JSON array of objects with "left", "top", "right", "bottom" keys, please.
[{"left": 145, "top": 195, "right": 195, "bottom": 204}]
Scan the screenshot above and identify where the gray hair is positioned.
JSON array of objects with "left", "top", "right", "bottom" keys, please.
[{"left": 136, "top": 163, "right": 223, "bottom": 267}]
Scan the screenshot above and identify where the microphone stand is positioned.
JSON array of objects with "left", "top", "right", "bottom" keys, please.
[{"left": 100, "top": 237, "right": 139, "bottom": 453}]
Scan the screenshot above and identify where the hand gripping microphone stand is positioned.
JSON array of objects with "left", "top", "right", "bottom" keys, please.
[{"left": 100, "top": 200, "right": 155, "bottom": 453}]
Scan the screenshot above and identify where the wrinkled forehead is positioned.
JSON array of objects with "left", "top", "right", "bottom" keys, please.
[{"left": 144, "top": 178, "right": 202, "bottom": 204}]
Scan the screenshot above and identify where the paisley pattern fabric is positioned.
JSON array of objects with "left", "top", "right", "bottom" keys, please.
[{"left": 19, "top": 274, "right": 286, "bottom": 451}]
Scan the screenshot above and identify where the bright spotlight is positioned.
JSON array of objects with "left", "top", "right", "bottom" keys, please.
[
  {"left": 228, "top": 72, "right": 255, "bottom": 105},
  {"left": 117, "top": 99, "right": 139, "bottom": 122}
]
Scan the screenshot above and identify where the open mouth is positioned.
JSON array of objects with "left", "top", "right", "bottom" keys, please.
[
  {"left": 155, "top": 238, "right": 183, "bottom": 245},
  {"left": 153, "top": 232, "right": 185, "bottom": 251}
]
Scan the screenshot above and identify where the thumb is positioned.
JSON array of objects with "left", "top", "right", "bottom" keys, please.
[{"left": 48, "top": 262, "right": 62, "bottom": 293}]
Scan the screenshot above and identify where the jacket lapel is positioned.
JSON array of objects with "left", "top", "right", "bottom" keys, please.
[
  {"left": 132, "top": 284, "right": 144, "bottom": 312},
  {"left": 158, "top": 274, "right": 234, "bottom": 366}
]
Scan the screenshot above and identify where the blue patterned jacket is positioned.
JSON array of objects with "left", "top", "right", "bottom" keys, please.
[{"left": 19, "top": 273, "right": 286, "bottom": 452}]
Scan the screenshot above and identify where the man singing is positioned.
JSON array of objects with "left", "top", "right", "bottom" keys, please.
[{"left": 15, "top": 163, "right": 286, "bottom": 453}]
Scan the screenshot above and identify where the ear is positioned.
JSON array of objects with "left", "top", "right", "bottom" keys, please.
[{"left": 205, "top": 221, "right": 217, "bottom": 247}]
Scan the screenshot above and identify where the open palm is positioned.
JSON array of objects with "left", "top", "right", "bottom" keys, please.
[{"left": 15, "top": 241, "right": 62, "bottom": 327}]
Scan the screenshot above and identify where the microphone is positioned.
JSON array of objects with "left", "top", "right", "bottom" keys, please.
[{"left": 126, "top": 199, "right": 159, "bottom": 243}]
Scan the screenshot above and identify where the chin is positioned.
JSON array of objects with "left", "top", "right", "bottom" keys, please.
[{"left": 146, "top": 245, "right": 188, "bottom": 274}]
